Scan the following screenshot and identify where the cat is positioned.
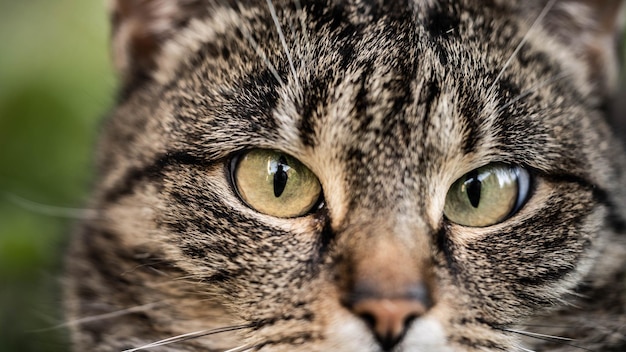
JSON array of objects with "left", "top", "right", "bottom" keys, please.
[{"left": 64, "top": 0, "right": 626, "bottom": 351}]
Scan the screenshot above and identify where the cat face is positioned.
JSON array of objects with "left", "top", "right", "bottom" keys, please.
[{"left": 65, "top": 0, "right": 626, "bottom": 351}]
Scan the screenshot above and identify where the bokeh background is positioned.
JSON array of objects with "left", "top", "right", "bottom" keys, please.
[{"left": 0, "top": 1, "right": 114, "bottom": 351}]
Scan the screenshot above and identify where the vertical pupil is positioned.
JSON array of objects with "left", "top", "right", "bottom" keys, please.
[
  {"left": 466, "top": 170, "right": 481, "bottom": 208},
  {"left": 273, "top": 155, "right": 289, "bottom": 197}
]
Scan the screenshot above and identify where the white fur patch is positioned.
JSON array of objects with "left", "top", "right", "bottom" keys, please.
[
  {"left": 327, "top": 313, "right": 452, "bottom": 351},
  {"left": 401, "top": 317, "right": 454, "bottom": 351}
]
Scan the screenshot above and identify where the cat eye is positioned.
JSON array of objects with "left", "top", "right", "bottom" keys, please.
[
  {"left": 443, "top": 164, "right": 530, "bottom": 227},
  {"left": 231, "top": 149, "right": 322, "bottom": 218}
]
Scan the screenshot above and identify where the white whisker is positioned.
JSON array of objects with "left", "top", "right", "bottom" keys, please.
[
  {"left": 120, "top": 260, "right": 174, "bottom": 277},
  {"left": 238, "top": 18, "right": 285, "bottom": 86},
  {"left": 122, "top": 324, "right": 255, "bottom": 352},
  {"left": 223, "top": 344, "right": 255, "bottom": 352},
  {"left": 505, "top": 328, "right": 574, "bottom": 342},
  {"left": 31, "top": 302, "right": 165, "bottom": 332},
  {"left": 4, "top": 192, "right": 100, "bottom": 220},
  {"left": 488, "top": 0, "right": 557, "bottom": 94},
  {"left": 518, "top": 346, "right": 536, "bottom": 352},
  {"left": 505, "top": 327, "right": 597, "bottom": 351},
  {"left": 123, "top": 330, "right": 211, "bottom": 352},
  {"left": 266, "top": 0, "right": 301, "bottom": 90},
  {"left": 171, "top": 274, "right": 206, "bottom": 281}
]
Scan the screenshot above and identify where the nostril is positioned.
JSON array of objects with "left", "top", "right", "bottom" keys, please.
[
  {"left": 350, "top": 298, "right": 427, "bottom": 351},
  {"left": 359, "top": 312, "right": 377, "bottom": 330},
  {"left": 403, "top": 313, "right": 418, "bottom": 330}
]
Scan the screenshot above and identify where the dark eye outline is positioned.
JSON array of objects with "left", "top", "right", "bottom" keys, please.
[
  {"left": 443, "top": 164, "right": 534, "bottom": 227},
  {"left": 227, "top": 149, "right": 326, "bottom": 218}
]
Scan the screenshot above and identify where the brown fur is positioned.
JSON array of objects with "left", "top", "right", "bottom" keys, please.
[{"left": 66, "top": 1, "right": 626, "bottom": 351}]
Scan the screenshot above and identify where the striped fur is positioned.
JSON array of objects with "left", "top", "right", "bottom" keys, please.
[{"left": 66, "top": 1, "right": 626, "bottom": 351}]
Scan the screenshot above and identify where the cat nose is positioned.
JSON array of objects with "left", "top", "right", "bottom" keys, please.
[
  {"left": 351, "top": 297, "right": 428, "bottom": 350},
  {"left": 337, "top": 221, "right": 435, "bottom": 349}
]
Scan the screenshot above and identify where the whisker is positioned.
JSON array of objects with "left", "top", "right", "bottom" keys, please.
[
  {"left": 503, "top": 328, "right": 594, "bottom": 352},
  {"left": 223, "top": 344, "right": 257, "bottom": 352},
  {"left": 238, "top": 13, "right": 285, "bottom": 86},
  {"left": 266, "top": 0, "right": 301, "bottom": 90},
  {"left": 170, "top": 274, "right": 207, "bottom": 281},
  {"left": 517, "top": 323, "right": 581, "bottom": 329},
  {"left": 488, "top": 0, "right": 557, "bottom": 95},
  {"left": 4, "top": 192, "right": 100, "bottom": 220},
  {"left": 122, "top": 324, "right": 256, "bottom": 352},
  {"left": 518, "top": 347, "right": 536, "bottom": 352},
  {"left": 30, "top": 302, "right": 166, "bottom": 332},
  {"left": 120, "top": 260, "right": 176, "bottom": 277},
  {"left": 496, "top": 72, "right": 572, "bottom": 113},
  {"left": 505, "top": 328, "right": 574, "bottom": 342}
]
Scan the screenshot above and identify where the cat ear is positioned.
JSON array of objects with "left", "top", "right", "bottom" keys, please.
[
  {"left": 108, "top": 0, "right": 209, "bottom": 84},
  {"left": 542, "top": 0, "right": 625, "bottom": 93}
]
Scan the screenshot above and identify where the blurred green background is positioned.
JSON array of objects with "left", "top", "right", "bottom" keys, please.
[{"left": 0, "top": 1, "right": 114, "bottom": 351}]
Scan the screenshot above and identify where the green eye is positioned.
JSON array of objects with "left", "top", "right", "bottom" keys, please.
[
  {"left": 443, "top": 164, "right": 530, "bottom": 227},
  {"left": 232, "top": 149, "right": 322, "bottom": 218}
]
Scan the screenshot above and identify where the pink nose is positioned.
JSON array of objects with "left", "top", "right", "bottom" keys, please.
[{"left": 351, "top": 298, "right": 428, "bottom": 350}]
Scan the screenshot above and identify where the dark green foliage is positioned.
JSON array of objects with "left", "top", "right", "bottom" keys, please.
[{"left": 0, "top": 1, "right": 114, "bottom": 350}]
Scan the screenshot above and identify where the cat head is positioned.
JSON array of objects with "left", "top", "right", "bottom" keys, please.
[{"left": 74, "top": 0, "right": 626, "bottom": 350}]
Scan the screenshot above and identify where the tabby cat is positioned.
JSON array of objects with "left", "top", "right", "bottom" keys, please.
[{"left": 65, "top": 0, "right": 626, "bottom": 351}]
